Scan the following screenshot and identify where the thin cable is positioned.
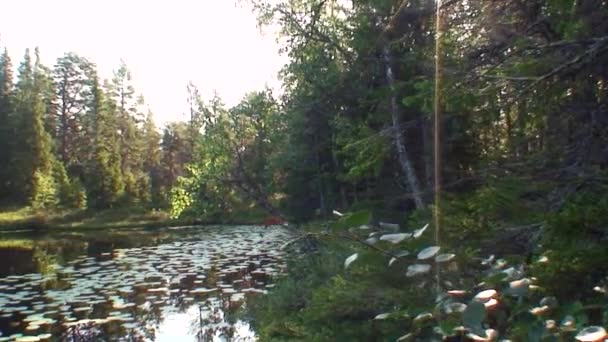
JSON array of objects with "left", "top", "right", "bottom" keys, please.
[
  {"left": 434, "top": 0, "right": 443, "bottom": 250},
  {"left": 434, "top": 0, "right": 444, "bottom": 298}
]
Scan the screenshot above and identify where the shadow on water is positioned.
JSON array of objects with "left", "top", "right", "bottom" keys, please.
[{"left": 0, "top": 225, "right": 293, "bottom": 341}]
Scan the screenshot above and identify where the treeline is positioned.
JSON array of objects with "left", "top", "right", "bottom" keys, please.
[
  {"left": 168, "top": 0, "right": 608, "bottom": 225},
  {"left": 172, "top": 0, "right": 608, "bottom": 224},
  {"left": 0, "top": 46, "right": 201, "bottom": 209},
  {"left": 2, "top": 0, "right": 607, "bottom": 226},
  {"left": 269, "top": 0, "right": 608, "bottom": 221}
]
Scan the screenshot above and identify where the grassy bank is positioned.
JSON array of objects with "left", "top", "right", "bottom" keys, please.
[
  {"left": 0, "top": 206, "right": 185, "bottom": 231},
  {"left": 0, "top": 206, "right": 273, "bottom": 232}
]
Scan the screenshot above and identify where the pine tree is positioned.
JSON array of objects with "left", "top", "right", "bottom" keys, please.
[
  {"left": 142, "top": 111, "right": 162, "bottom": 205},
  {"left": 85, "top": 75, "right": 124, "bottom": 208},
  {"left": 109, "top": 61, "right": 146, "bottom": 202},
  {"left": 0, "top": 47, "right": 15, "bottom": 202},
  {"left": 11, "top": 49, "right": 56, "bottom": 207},
  {"left": 52, "top": 53, "right": 94, "bottom": 170}
]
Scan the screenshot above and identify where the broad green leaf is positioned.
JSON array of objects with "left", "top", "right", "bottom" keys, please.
[{"left": 463, "top": 301, "right": 486, "bottom": 332}]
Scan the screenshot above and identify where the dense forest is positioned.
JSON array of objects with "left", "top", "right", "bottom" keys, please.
[
  {"left": 1, "top": 0, "right": 608, "bottom": 340},
  {"left": 0, "top": 47, "right": 202, "bottom": 210}
]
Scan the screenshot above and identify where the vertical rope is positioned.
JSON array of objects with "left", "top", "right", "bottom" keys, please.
[
  {"left": 434, "top": 0, "right": 443, "bottom": 251},
  {"left": 434, "top": 0, "right": 444, "bottom": 298}
]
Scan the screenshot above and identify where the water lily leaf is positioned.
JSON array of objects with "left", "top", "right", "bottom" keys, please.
[
  {"left": 344, "top": 253, "right": 358, "bottom": 269},
  {"left": 417, "top": 246, "right": 440, "bottom": 260},
  {"left": 379, "top": 233, "right": 412, "bottom": 244}
]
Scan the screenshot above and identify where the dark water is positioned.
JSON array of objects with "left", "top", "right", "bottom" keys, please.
[{"left": 0, "top": 225, "right": 293, "bottom": 341}]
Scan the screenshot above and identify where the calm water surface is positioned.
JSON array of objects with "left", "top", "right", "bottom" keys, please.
[{"left": 0, "top": 225, "right": 293, "bottom": 341}]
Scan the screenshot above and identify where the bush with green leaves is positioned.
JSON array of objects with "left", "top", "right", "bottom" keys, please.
[{"left": 250, "top": 210, "right": 607, "bottom": 341}]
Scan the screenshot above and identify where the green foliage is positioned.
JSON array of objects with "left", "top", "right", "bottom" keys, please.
[
  {"left": 31, "top": 170, "right": 59, "bottom": 209},
  {"left": 330, "top": 210, "right": 371, "bottom": 230}
]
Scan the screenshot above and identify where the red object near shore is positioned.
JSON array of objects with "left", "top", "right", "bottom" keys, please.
[{"left": 263, "top": 216, "right": 286, "bottom": 226}]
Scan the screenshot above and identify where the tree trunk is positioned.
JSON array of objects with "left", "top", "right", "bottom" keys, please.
[{"left": 383, "top": 45, "right": 425, "bottom": 210}]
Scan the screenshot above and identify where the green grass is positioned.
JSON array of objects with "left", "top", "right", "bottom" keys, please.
[
  {"left": 0, "top": 239, "right": 35, "bottom": 249},
  {"left": 0, "top": 206, "right": 191, "bottom": 231},
  {"left": 0, "top": 205, "right": 275, "bottom": 232}
]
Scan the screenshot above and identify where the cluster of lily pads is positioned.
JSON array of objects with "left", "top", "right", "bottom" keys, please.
[
  {"left": 334, "top": 212, "right": 607, "bottom": 341},
  {"left": 0, "top": 225, "right": 293, "bottom": 341}
]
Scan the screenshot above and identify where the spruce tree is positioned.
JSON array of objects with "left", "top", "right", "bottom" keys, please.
[
  {"left": 0, "top": 47, "right": 15, "bottom": 202},
  {"left": 109, "top": 61, "right": 146, "bottom": 202},
  {"left": 142, "top": 111, "right": 162, "bottom": 205},
  {"left": 86, "top": 75, "right": 124, "bottom": 208}
]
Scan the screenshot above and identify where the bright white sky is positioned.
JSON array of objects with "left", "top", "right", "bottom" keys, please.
[{"left": 0, "top": 0, "right": 287, "bottom": 126}]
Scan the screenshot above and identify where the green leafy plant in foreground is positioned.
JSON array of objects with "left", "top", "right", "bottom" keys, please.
[{"left": 250, "top": 209, "right": 608, "bottom": 341}]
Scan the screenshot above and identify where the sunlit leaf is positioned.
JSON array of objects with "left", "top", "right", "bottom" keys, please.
[
  {"left": 444, "top": 302, "right": 467, "bottom": 314},
  {"left": 365, "top": 237, "right": 378, "bottom": 245},
  {"left": 344, "top": 253, "right": 358, "bottom": 269},
  {"left": 417, "top": 246, "right": 440, "bottom": 260},
  {"left": 561, "top": 315, "right": 576, "bottom": 330},
  {"left": 413, "top": 312, "right": 433, "bottom": 325},
  {"left": 406, "top": 264, "right": 431, "bottom": 277},
  {"left": 378, "top": 222, "right": 400, "bottom": 231},
  {"left": 529, "top": 305, "right": 550, "bottom": 316},
  {"left": 506, "top": 278, "right": 530, "bottom": 296},
  {"left": 388, "top": 257, "right": 397, "bottom": 267},
  {"left": 575, "top": 326, "right": 606, "bottom": 341},
  {"left": 374, "top": 313, "right": 390, "bottom": 320},
  {"left": 481, "top": 255, "right": 495, "bottom": 266},
  {"left": 539, "top": 296, "right": 558, "bottom": 309},
  {"left": 435, "top": 253, "right": 455, "bottom": 263},
  {"left": 413, "top": 223, "right": 429, "bottom": 239},
  {"left": 379, "top": 233, "right": 412, "bottom": 244},
  {"left": 395, "top": 250, "right": 410, "bottom": 257},
  {"left": 332, "top": 210, "right": 371, "bottom": 230},
  {"left": 473, "top": 289, "right": 497, "bottom": 303}
]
